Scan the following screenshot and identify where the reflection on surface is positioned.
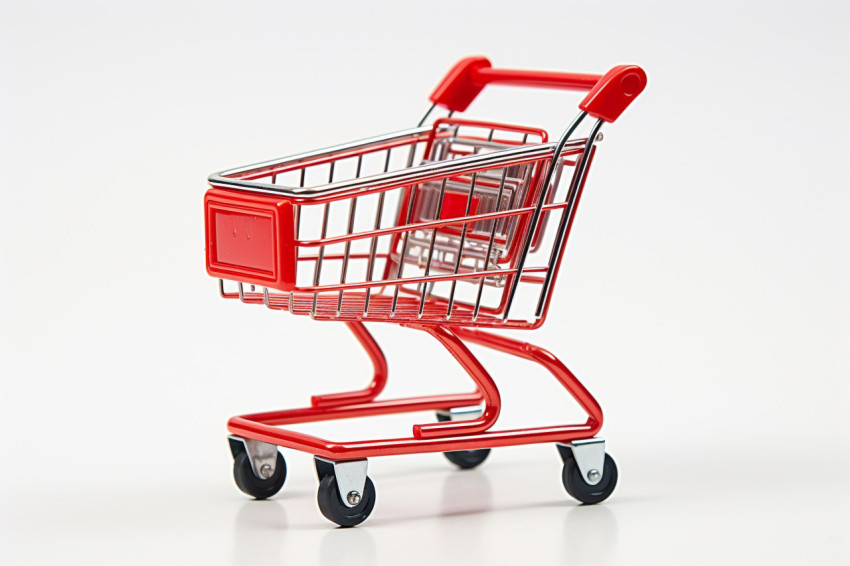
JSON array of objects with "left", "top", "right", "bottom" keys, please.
[
  {"left": 225, "top": 462, "right": 620, "bottom": 566},
  {"left": 562, "top": 504, "right": 619, "bottom": 565},
  {"left": 231, "top": 500, "right": 288, "bottom": 564},
  {"left": 439, "top": 469, "right": 493, "bottom": 516},
  {"left": 320, "top": 525, "right": 376, "bottom": 566},
  {"left": 436, "top": 469, "right": 493, "bottom": 559}
]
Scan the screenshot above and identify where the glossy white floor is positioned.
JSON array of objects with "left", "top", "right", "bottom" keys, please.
[{"left": 2, "top": 441, "right": 846, "bottom": 565}]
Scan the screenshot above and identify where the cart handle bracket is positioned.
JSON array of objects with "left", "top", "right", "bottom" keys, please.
[{"left": 429, "top": 56, "right": 646, "bottom": 123}]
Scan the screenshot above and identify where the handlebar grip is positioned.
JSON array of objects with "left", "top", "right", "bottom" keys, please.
[
  {"left": 429, "top": 57, "right": 646, "bottom": 123},
  {"left": 578, "top": 64, "right": 647, "bottom": 123}
]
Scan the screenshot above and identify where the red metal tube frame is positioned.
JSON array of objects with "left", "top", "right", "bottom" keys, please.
[
  {"left": 429, "top": 56, "right": 646, "bottom": 123},
  {"left": 309, "top": 322, "right": 390, "bottom": 408},
  {"left": 227, "top": 324, "right": 603, "bottom": 460},
  {"left": 413, "top": 325, "right": 500, "bottom": 439}
]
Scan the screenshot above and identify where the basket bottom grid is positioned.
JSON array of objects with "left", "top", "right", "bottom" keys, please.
[{"left": 238, "top": 289, "right": 533, "bottom": 327}]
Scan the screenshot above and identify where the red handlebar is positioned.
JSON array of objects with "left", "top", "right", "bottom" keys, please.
[{"left": 429, "top": 56, "right": 646, "bottom": 123}]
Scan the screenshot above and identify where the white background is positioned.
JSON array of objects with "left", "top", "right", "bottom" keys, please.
[{"left": 1, "top": 1, "right": 848, "bottom": 564}]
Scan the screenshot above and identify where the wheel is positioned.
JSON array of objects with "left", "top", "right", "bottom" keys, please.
[
  {"left": 561, "top": 452, "right": 618, "bottom": 505},
  {"left": 436, "top": 412, "right": 491, "bottom": 470},
  {"left": 233, "top": 451, "right": 287, "bottom": 500},
  {"left": 317, "top": 474, "right": 376, "bottom": 527},
  {"left": 443, "top": 448, "right": 491, "bottom": 469}
]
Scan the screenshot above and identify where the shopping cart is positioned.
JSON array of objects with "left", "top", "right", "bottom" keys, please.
[{"left": 205, "top": 56, "right": 646, "bottom": 526}]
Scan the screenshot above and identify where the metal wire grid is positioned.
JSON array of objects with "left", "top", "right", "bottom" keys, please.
[{"left": 215, "top": 120, "right": 592, "bottom": 325}]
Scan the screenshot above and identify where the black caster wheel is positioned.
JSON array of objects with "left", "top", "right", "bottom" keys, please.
[
  {"left": 317, "top": 474, "right": 376, "bottom": 527},
  {"left": 443, "top": 448, "right": 491, "bottom": 469},
  {"left": 233, "top": 451, "right": 287, "bottom": 500},
  {"left": 436, "top": 412, "right": 491, "bottom": 470},
  {"left": 561, "top": 452, "right": 618, "bottom": 505}
]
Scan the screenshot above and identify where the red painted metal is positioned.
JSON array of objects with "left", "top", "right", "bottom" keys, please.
[
  {"left": 453, "top": 327, "right": 602, "bottom": 427},
  {"left": 412, "top": 325, "right": 500, "bottom": 439},
  {"left": 226, "top": 326, "right": 602, "bottom": 459},
  {"left": 309, "top": 322, "right": 390, "bottom": 408},
  {"left": 429, "top": 56, "right": 602, "bottom": 113},
  {"left": 429, "top": 56, "right": 646, "bottom": 123}
]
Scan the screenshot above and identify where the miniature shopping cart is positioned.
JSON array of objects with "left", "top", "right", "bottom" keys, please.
[{"left": 205, "top": 57, "right": 646, "bottom": 526}]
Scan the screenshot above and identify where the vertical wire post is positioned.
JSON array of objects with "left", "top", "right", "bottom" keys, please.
[
  {"left": 311, "top": 162, "right": 335, "bottom": 316},
  {"left": 418, "top": 177, "right": 449, "bottom": 316},
  {"left": 445, "top": 172, "right": 479, "bottom": 316}
]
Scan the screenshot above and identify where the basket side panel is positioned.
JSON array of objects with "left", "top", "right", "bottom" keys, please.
[{"left": 205, "top": 188, "right": 296, "bottom": 291}]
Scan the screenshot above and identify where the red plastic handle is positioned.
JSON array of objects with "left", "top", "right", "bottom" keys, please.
[{"left": 429, "top": 56, "right": 647, "bottom": 123}]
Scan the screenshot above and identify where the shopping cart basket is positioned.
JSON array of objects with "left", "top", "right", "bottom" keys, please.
[{"left": 205, "top": 56, "right": 646, "bottom": 526}]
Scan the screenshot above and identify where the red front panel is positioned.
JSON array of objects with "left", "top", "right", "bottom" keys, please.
[
  {"left": 205, "top": 188, "right": 297, "bottom": 291},
  {"left": 212, "top": 209, "right": 275, "bottom": 273}
]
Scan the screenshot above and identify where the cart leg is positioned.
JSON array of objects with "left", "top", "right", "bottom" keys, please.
[
  {"left": 411, "top": 325, "right": 501, "bottom": 440},
  {"left": 451, "top": 327, "right": 604, "bottom": 432},
  {"left": 451, "top": 328, "right": 617, "bottom": 503},
  {"left": 310, "top": 322, "right": 389, "bottom": 408}
]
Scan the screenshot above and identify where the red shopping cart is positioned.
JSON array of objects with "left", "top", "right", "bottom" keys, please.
[{"left": 205, "top": 56, "right": 646, "bottom": 526}]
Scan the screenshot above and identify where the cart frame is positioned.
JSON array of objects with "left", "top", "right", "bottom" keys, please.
[{"left": 206, "top": 57, "right": 646, "bottom": 525}]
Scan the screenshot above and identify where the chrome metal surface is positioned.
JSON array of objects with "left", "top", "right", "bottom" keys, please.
[
  {"left": 566, "top": 438, "right": 606, "bottom": 485},
  {"left": 211, "top": 127, "right": 430, "bottom": 184},
  {"left": 419, "top": 178, "right": 449, "bottom": 315},
  {"left": 445, "top": 172, "right": 479, "bottom": 316},
  {"left": 209, "top": 137, "right": 577, "bottom": 199},
  {"left": 394, "top": 124, "right": 543, "bottom": 315},
  {"left": 435, "top": 406, "right": 485, "bottom": 422},
  {"left": 534, "top": 119, "right": 604, "bottom": 318},
  {"left": 363, "top": 150, "right": 393, "bottom": 313},
  {"left": 315, "top": 457, "right": 369, "bottom": 508},
  {"left": 312, "top": 198, "right": 332, "bottom": 317},
  {"left": 211, "top": 114, "right": 596, "bottom": 325},
  {"left": 502, "top": 111, "right": 588, "bottom": 319},
  {"left": 346, "top": 491, "right": 361, "bottom": 505},
  {"left": 390, "top": 172, "right": 420, "bottom": 316},
  {"left": 432, "top": 135, "right": 526, "bottom": 153},
  {"left": 231, "top": 437, "right": 280, "bottom": 480},
  {"left": 417, "top": 104, "right": 436, "bottom": 127},
  {"left": 337, "top": 159, "right": 360, "bottom": 314},
  {"left": 473, "top": 167, "right": 509, "bottom": 320}
]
